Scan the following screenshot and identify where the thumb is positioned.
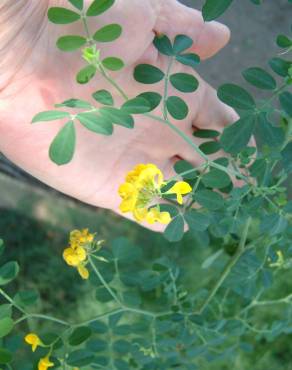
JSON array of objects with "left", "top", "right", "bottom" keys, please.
[{"left": 155, "top": 0, "right": 230, "bottom": 60}]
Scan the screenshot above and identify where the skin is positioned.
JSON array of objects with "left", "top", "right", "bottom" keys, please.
[{"left": 0, "top": 0, "right": 238, "bottom": 229}]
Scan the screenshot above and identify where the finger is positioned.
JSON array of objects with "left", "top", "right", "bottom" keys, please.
[
  {"left": 155, "top": 0, "right": 230, "bottom": 60},
  {"left": 193, "top": 82, "right": 239, "bottom": 130}
]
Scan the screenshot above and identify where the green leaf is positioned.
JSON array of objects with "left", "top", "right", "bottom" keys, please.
[
  {"left": 0, "top": 348, "right": 12, "bottom": 364},
  {"left": 32, "top": 110, "right": 70, "bottom": 123},
  {"left": 202, "top": 169, "right": 231, "bottom": 189},
  {"left": 284, "top": 201, "right": 292, "bottom": 213},
  {"left": 86, "top": 339, "right": 108, "bottom": 352},
  {"left": 0, "top": 262, "right": 19, "bottom": 286},
  {"left": 69, "top": 327, "right": 92, "bottom": 346},
  {"left": 260, "top": 214, "right": 288, "bottom": 235},
  {"left": 269, "top": 57, "right": 291, "bottom": 77},
  {"left": 93, "top": 24, "right": 122, "bottom": 42},
  {"left": 281, "top": 142, "right": 292, "bottom": 173},
  {"left": 276, "top": 35, "right": 292, "bottom": 48},
  {"left": 77, "top": 113, "right": 113, "bottom": 135},
  {"left": 67, "top": 350, "right": 94, "bottom": 366},
  {"left": 202, "top": 0, "right": 234, "bottom": 21},
  {"left": 76, "top": 65, "right": 96, "bottom": 84},
  {"left": 86, "top": 0, "right": 115, "bottom": 16},
  {"left": 202, "top": 249, "right": 224, "bottom": 269},
  {"left": 153, "top": 35, "right": 174, "bottom": 56},
  {"left": 55, "top": 99, "right": 92, "bottom": 109},
  {"left": 102, "top": 57, "right": 124, "bottom": 71},
  {"left": 173, "top": 35, "right": 193, "bottom": 54},
  {"left": 113, "top": 340, "right": 131, "bottom": 354},
  {"left": 49, "top": 121, "right": 76, "bottom": 165},
  {"left": 99, "top": 107, "right": 134, "bottom": 128},
  {"left": 0, "top": 240, "right": 4, "bottom": 256},
  {"left": 174, "top": 160, "right": 197, "bottom": 180},
  {"left": 166, "top": 96, "right": 189, "bottom": 120},
  {"left": 48, "top": 7, "right": 81, "bottom": 24},
  {"left": 121, "top": 97, "right": 151, "bottom": 114},
  {"left": 193, "top": 129, "right": 220, "bottom": 138},
  {"left": 122, "top": 291, "right": 141, "bottom": 308},
  {"left": 255, "top": 113, "right": 284, "bottom": 148},
  {"left": 92, "top": 90, "right": 114, "bottom": 106},
  {"left": 134, "top": 64, "right": 165, "bottom": 84},
  {"left": 95, "top": 287, "right": 115, "bottom": 302},
  {"left": 0, "top": 305, "right": 11, "bottom": 320},
  {"left": 279, "top": 91, "right": 292, "bottom": 116},
  {"left": 176, "top": 55, "right": 200, "bottom": 73},
  {"left": 112, "top": 237, "right": 141, "bottom": 262},
  {"left": 89, "top": 321, "right": 108, "bottom": 334},
  {"left": 195, "top": 189, "right": 224, "bottom": 210},
  {"left": 185, "top": 210, "right": 210, "bottom": 232},
  {"left": 199, "top": 141, "right": 221, "bottom": 155},
  {"left": 68, "top": 0, "right": 83, "bottom": 10},
  {"left": 217, "top": 84, "right": 256, "bottom": 110},
  {"left": 56, "top": 35, "right": 86, "bottom": 51},
  {"left": 0, "top": 318, "right": 14, "bottom": 338},
  {"left": 220, "top": 115, "right": 256, "bottom": 154},
  {"left": 164, "top": 216, "right": 185, "bottom": 242},
  {"left": 169, "top": 73, "right": 198, "bottom": 93},
  {"left": 242, "top": 67, "right": 277, "bottom": 90},
  {"left": 14, "top": 290, "right": 39, "bottom": 307},
  {"left": 136, "top": 92, "right": 162, "bottom": 111}
]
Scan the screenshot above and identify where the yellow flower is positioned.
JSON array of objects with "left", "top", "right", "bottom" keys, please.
[
  {"left": 24, "top": 333, "right": 43, "bottom": 352},
  {"left": 77, "top": 264, "right": 90, "bottom": 280},
  {"left": 119, "top": 164, "right": 193, "bottom": 224},
  {"left": 146, "top": 208, "right": 171, "bottom": 224},
  {"left": 63, "top": 229, "right": 96, "bottom": 279},
  {"left": 165, "top": 181, "right": 192, "bottom": 204},
  {"left": 38, "top": 355, "right": 54, "bottom": 370},
  {"left": 119, "top": 163, "right": 170, "bottom": 224},
  {"left": 63, "top": 246, "right": 87, "bottom": 267},
  {"left": 69, "top": 229, "right": 94, "bottom": 249}
]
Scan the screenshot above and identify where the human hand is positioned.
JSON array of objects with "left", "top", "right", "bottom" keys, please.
[{"left": 0, "top": 0, "right": 237, "bottom": 227}]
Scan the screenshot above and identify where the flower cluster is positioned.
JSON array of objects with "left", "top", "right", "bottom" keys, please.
[
  {"left": 25, "top": 333, "right": 54, "bottom": 370},
  {"left": 118, "top": 164, "right": 192, "bottom": 224},
  {"left": 63, "top": 229, "right": 94, "bottom": 279}
]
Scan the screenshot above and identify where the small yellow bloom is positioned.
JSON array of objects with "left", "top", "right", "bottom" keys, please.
[
  {"left": 38, "top": 355, "right": 54, "bottom": 370},
  {"left": 63, "top": 246, "right": 87, "bottom": 267},
  {"left": 146, "top": 208, "right": 171, "bottom": 224},
  {"left": 118, "top": 164, "right": 171, "bottom": 224},
  {"left": 77, "top": 264, "right": 90, "bottom": 280},
  {"left": 24, "top": 333, "right": 43, "bottom": 352},
  {"left": 165, "top": 181, "right": 192, "bottom": 204},
  {"left": 63, "top": 229, "right": 96, "bottom": 280},
  {"left": 70, "top": 229, "right": 94, "bottom": 248}
]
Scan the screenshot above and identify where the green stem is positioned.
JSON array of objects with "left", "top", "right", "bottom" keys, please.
[
  {"left": 81, "top": 16, "right": 93, "bottom": 44},
  {"left": 259, "top": 83, "right": 287, "bottom": 111},
  {"left": 195, "top": 217, "right": 252, "bottom": 314},
  {"left": 99, "top": 65, "right": 129, "bottom": 100},
  {"left": 163, "top": 57, "right": 175, "bottom": 119},
  {"left": 15, "top": 313, "right": 70, "bottom": 326},
  {"left": 79, "top": 308, "right": 125, "bottom": 326},
  {"left": 0, "top": 288, "right": 26, "bottom": 314},
  {"left": 88, "top": 256, "right": 122, "bottom": 305},
  {"left": 147, "top": 113, "right": 248, "bottom": 182}
]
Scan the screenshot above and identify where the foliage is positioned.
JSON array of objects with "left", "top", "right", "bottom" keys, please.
[{"left": 1, "top": 0, "right": 292, "bottom": 369}]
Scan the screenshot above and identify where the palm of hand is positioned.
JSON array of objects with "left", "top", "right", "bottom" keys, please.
[{"left": 0, "top": 0, "right": 235, "bottom": 224}]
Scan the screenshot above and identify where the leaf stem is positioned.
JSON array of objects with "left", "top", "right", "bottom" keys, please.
[
  {"left": 163, "top": 57, "right": 175, "bottom": 119},
  {"left": 88, "top": 256, "right": 123, "bottom": 305},
  {"left": 195, "top": 217, "right": 252, "bottom": 315}
]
